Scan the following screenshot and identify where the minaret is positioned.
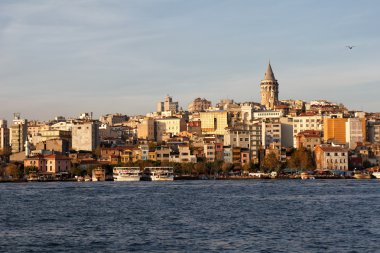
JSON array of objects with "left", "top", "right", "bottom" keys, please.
[{"left": 260, "top": 62, "right": 279, "bottom": 110}]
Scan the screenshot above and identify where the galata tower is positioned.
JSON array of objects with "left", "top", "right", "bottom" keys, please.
[{"left": 260, "top": 62, "right": 279, "bottom": 110}]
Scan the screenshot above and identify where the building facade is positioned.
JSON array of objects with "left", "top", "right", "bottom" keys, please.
[
  {"left": 314, "top": 145, "right": 348, "bottom": 170},
  {"left": 10, "top": 114, "right": 28, "bottom": 154},
  {"left": 200, "top": 111, "right": 229, "bottom": 135},
  {"left": 71, "top": 121, "right": 100, "bottom": 151}
]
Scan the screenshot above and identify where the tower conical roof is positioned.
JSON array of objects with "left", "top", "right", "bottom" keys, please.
[{"left": 264, "top": 63, "right": 276, "bottom": 81}]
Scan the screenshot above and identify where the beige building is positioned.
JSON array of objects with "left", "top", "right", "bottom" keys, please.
[
  {"left": 188, "top": 98, "right": 212, "bottom": 112},
  {"left": 260, "top": 63, "right": 279, "bottom": 110},
  {"left": 137, "top": 118, "right": 156, "bottom": 141},
  {"left": 156, "top": 118, "right": 187, "bottom": 142},
  {"left": 314, "top": 145, "right": 348, "bottom": 170},
  {"left": 71, "top": 121, "right": 100, "bottom": 151},
  {"left": 99, "top": 113, "right": 128, "bottom": 126},
  {"left": 346, "top": 118, "right": 365, "bottom": 149},
  {"left": 200, "top": 111, "right": 229, "bottom": 135},
  {"left": 157, "top": 95, "right": 179, "bottom": 113}
]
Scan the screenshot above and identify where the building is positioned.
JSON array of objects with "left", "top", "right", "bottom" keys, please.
[
  {"left": 324, "top": 117, "right": 366, "bottom": 147},
  {"left": 156, "top": 118, "right": 187, "bottom": 142},
  {"left": 346, "top": 118, "right": 365, "bottom": 149},
  {"left": 292, "top": 114, "right": 323, "bottom": 147},
  {"left": 99, "top": 113, "right": 128, "bottom": 126},
  {"left": 200, "top": 111, "right": 229, "bottom": 135},
  {"left": 0, "top": 120, "right": 9, "bottom": 154},
  {"left": 262, "top": 118, "right": 281, "bottom": 149},
  {"left": 314, "top": 145, "right": 348, "bottom": 170},
  {"left": 137, "top": 118, "right": 156, "bottom": 141},
  {"left": 295, "top": 130, "right": 322, "bottom": 150},
  {"left": 188, "top": 98, "right": 212, "bottom": 112},
  {"left": 157, "top": 95, "right": 179, "bottom": 113},
  {"left": 10, "top": 113, "right": 28, "bottom": 154},
  {"left": 24, "top": 154, "right": 71, "bottom": 174},
  {"left": 368, "top": 121, "right": 380, "bottom": 143},
  {"left": 260, "top": 63, "right": 279, "bottom": 110},
  {"left": 71, "top": 121, "right": 100, "bottom": 151}
]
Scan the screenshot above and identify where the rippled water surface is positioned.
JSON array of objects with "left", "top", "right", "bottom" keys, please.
[{"left": 1, "top": 180, "right": 380, "bottom": 252}]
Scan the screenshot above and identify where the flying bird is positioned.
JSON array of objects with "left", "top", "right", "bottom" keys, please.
[{"left": 346, "top": 45, "right": 355, "bottom": 50}]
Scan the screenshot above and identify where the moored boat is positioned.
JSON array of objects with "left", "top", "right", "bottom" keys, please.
[
  {"left": 353, "top": 171, "right": 371, "bottom": 179},
  {"left": 300, "top": 172, "right": 315, "bottom": 180},
  {"left": 372, "top": 172, "right": 380, "bottom": 179},
  {"left": 113, "top": 167, "right": 141, "bottom": 181},
  {"left": 143, "top": 167, "right": 174, "bottom": 181},
  {"left": 92, "top": 167, "right": 106, "bottom": 181}
]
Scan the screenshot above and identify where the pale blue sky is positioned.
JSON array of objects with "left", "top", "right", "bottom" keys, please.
[{"left": 0, "top": 0, "right": 379, "bottom": 121}]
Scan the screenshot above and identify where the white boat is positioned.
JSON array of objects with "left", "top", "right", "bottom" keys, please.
[
  {"left": 92, "top": 168, "right": 105, "bottom": 181},
  {"left": 113, "top": 167, "right": 141, "bottom": 181},
  {"left": 372, "top": 172, "right": 380, "bottom": 179},
  {"left": 300, "top": 172, "right": 315, "bottom": 180},
  {"left": 144, "top": 167, "right": 174, "bottom": 181}
]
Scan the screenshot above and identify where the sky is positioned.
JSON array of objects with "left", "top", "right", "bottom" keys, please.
[{"left": 0, "top": 0, "right": 379, "bottom": 122}]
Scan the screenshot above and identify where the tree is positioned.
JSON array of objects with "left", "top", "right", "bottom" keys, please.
[
  {"left": 221, "top": 162, "right": 233, "bottom": 175},
  {"left": 287, "top": 147, "right": 315, "bottom": 170},
  {"left": 261, "top": 152, "right": 281, "bottom": 173}
]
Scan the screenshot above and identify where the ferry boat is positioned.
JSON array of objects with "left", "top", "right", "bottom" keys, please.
[
  {"left": 143, "top": 167, "right": 174, "bottom": 181},
  {"left": 113, "top": 167, "right": 141, "bottom": 181}
]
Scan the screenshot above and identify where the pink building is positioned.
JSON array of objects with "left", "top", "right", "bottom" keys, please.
[{"left": 24, "top": 154, "right": 71, "bottom": 174}]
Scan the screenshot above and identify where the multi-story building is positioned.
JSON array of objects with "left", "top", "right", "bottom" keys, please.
[
  {"left": 99, "top": 113, "right": 128, "bottom": 126},
  {"left": 367, "top": 121, "right": 380, "bottom": 143},
  {"left": 346, "top": 118, "right": 366, "bottom": 149},
  {"left": 10, "top": 114, "right": 28, "bottom": 154},
  {"left": 71, "top": 121, "right": 100, "bottom": 151},
  {"left": 188, "top": 98, "right": 212, "bottom": 112},
  {"left": 155, "top": 145, "right": 171, "bottom": 162},
  {"left": 157, "top": 95, "right": 179, "bottom": 113},
  {"left": 24, "top": 154, "right": 71, "bottom": 174},
  {"left": 0, "top": 120, "right": 9, "bottom": 154},
  {"left": 137, "top": 118, "right": 156, "bottom": 141},
  {"left": 295, "top": 130, "right": 322, "bottom": 150},
  {"left": 260, "top": 63, "right": 279, "bottom": 110},
  {"left": 314, "top": 145, "right": 348, "bottom": 170},
  {"left": 324, "top": 117, "right": 366, "bottom": 147},
  {"left": 292, "top": 114, "right": 323, "bottom": 147},
  {"left": 262, "top": 118, "right": 281, "bottom": 149},
  {"left": 156, "top": 117, "right": 187, "bottom": 142},
  {"left": 204, "top": 144, "right": 215, "bottom": 162},
  {"left": 200, "top": 111, "right": 229, "bottom": 135}
]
